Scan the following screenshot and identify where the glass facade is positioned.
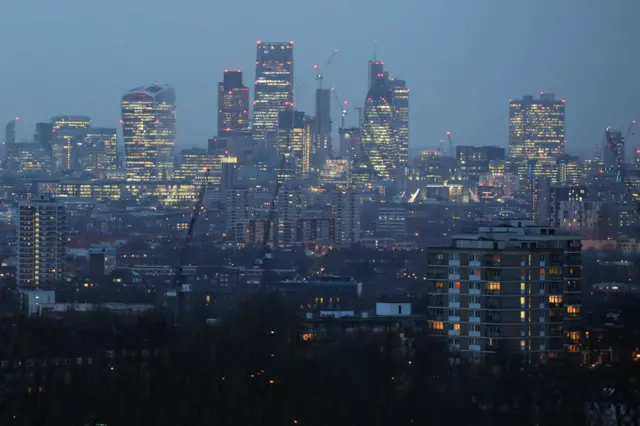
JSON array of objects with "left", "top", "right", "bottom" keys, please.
[
  {"left": 361, "top": 77, "right": 398, "bottom": 180},
  {"left": 121, "top": 84, "right": 176, "bottom": 181},
  {"left": 218, "top": 70, "right": 250, "bottom": 136},
  {"left": 389, "top": 78, "right": 409, "bottom": 167},
  {"left": 509, "top": 94, "right": 565, "bottom": 181},
  {"left": 253, "top": 41, "right": 294, "bottom": 146}
]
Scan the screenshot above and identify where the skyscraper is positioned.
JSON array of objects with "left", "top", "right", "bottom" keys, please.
[
  {"left": 17, "top": 194, "right": 67, "bottom": 288},
  {"left": 84, "top": 128, "right": 118, "bottom": 170},
  {"left": 51, "top": 116, "right": 92, "bottom": 172},
  {"left": 339, "top": 127, "right": 362, "bottom": 160},
  {"left": 604, "top": 129, "right": 624, "bottom": 179},
  {"left": 253, "top": 41, "right": 294, "bottom": 147},
  {"left": 368, "top": 60, "right": 385, "bottom": 90},
  {"left": 509, "top": 94, "right": 565, "bottom": 181},
  {"left": 361, "top": 76, "right": 398, "bottom": 180},
  {"left": 389, "top": 77, "right": 409, "bottom": 167},
  {"left": 3, "top": 119, "right": 16, "bottom": 161},
  {"left": 217, "top": 70, "right": 250, "bottom": 137},
  {"left": 312, "top": 88, "right": 332, "bottom": 170},
  {"left": 34, "top": 122, "right": 53, "bottom": 152},
  {"left": 121, "top": 84, "right": 177, "bottom": 181}
]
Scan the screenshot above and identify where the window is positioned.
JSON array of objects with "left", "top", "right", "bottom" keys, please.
[
  {"left": 567, "top": 305, "right": 580, "bottom": 316},
  {"left": 449, "top": 267, "right": 460, "bottom": 275},
  {"left": 469, "top": 295, "right": 479, "bottom": 304},
  {"left": 520, "top": 297, "right": 525, "bottom": 305},
  {"left": 449, "top": 294, "right": 460, "bottom": 303},
  {"left": 539, "top": 268, "right": 545, "bottom": 276},
  {"left": 520, "top": 283, "right": 526, "bottom": 292},
  {"left": 469, "top": 254, "right": 481, "bottom": 262},
  {"left": 567, "top": 331, "right": 580, "bottom": 341},
  {"left": 520, "top": 340, "right": 526, "bottom": 348},
  {"left": 488, "top": 282, "right": 500, "bottom": 291},
  {"left": 435, "top": 281, "right": 444, "bottom": 289},
  {"left": 454, "top": 323, "right": 460, "bottom": 331},
  {"left": 549, "top": 267, "right": 561, "bottom": 276},
  {"left": 520, "top": 311, "right": 525, "bottom": 319},
  {"left": 448, "top": 281, "right": 461, "bottom": 289},
  {"left": 549, "top": 295, "right": 562, "bottom": 304},
  {"left": 568, "top": 344, "right": 580, "bottom": 353},
  {"left": 470, "top": 324, "right": 480, "bottom": 332},
  {"left": 449, "top": 309, "right": 460, "bottom": 317},
  {"left": 470, "top": 310, "right": 479, "bottom": 318},
  {"left": 470, "top": 267, "right": 481, "bottom": 276},
  {"left": 431, "top": 321, "right": 444, "bottom": 330},
  {"left": 448, "top": 253, "right": 460, "bottom": 261}
]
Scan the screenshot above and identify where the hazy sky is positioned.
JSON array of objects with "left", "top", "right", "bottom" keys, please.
[{"left": 1, "top": 0, "right": 639, "bottom": 158}]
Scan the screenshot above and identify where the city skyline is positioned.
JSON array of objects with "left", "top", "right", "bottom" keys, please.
[{"left": 1, "top": 1, "right": 639, "bottom": 159}]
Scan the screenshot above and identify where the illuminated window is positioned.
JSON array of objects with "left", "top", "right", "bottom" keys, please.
[
  {"left": 454, "top": 323, "right": 460, "bottom": 331},
  {"left": 568, "top": 344, "right": 579, "bottom": 353},
  {"left": 488, "top": 282, "right": 500, "bottom": 291},
  {"left": 520, "top": 311, "right": 525, "bottom": 319},
  {"left": 456, "top": 281, "right": 461, "bottom": 289},
  {"left": 520, "top": 283, "right": 526, "bottom": 291},
  {"left": 430, "top": 321, "right": 444, "bottom": 330},
  {"left": 548, "top": 267, "right": 561, "bottom": 276},
  {"left": 435, "top": 281, "right": 444, "bottom": 289},
  {"left": 539, "top": 268, "right": 545, "bottom": 275},
  {"left": 567, "top": 305, "right": 580, "bottom": 315},
  {"left": 520, "top": 340, "right": 525, "bottom": 347},
  {"left": 549, "top": 295, "right": 562, "bottom": 304},
  {"left": 567, "top": 331, "right": 580, "bottom": 341},
  {"left": 520, "top": 297, "right": 525, "bottom": 305}
]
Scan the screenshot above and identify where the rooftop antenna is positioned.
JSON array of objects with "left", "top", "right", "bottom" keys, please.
[{"left": 373, "top": 40, "right": 377, "bottom": 61}]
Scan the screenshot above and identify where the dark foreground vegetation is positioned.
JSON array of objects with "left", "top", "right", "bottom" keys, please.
[{"left": 0, "top": 294, "right": 639, "bottom": 425}]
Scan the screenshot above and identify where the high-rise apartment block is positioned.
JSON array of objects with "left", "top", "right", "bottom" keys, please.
[
  {"left": 121, "top": 84, "right": 176, "bottom": 181},
  {"left": 217, "top": 70, "right": 250, "bottom": 137},
  {"left": 17, "top": 195, "right": 67, "bottom": 287},
  {"left": 427, "top": 219, "right": 581, "bottom": 364},
  {"left": 331, "top": 187, "right": 361, "bottom": 245},
  {"left": 603, "top": 129, "right": 624, "bottom": 180},
  {"left": 253, "top": 41, "right": 294, "bottom": 146},
  {"left": 509, "top": 94, "right": 565, "bottom": 181}
]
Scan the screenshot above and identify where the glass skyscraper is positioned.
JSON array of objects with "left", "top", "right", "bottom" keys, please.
[
  {"left": 389, "top": 77, "right": 409, "bottom": 167},
  {"left": 218, "top": 70, "right": 250, "bottom": 137},
  {"left": 253, "top": 41, "right": 294, "bottom": 147},
  {"left": 121, "top": 84, "right": 176, "bottom": 181},
  {"left": 509, "top": 94, "right": 565, "bottom": 181},
  {"left": 361, "top": 76, "right": 398, "bottom": 180}
]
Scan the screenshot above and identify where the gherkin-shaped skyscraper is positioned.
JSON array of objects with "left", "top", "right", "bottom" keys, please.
[{"left": 361, "top": 76, "right": 398, "bottom": 180}]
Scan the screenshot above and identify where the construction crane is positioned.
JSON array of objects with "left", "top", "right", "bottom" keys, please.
[
  {"left": 331, "top": 87, "right": 349, "bottom": 128},
  {"left": 437, "top": 139, "right": 444, "bottom": 154},
  {"left": 168, "top": 168, "right": 210, "bottom": 324},
  {"left": 314, "top": 49, "right": 338, "bottom": 89},
  {"left": 445, "top": 131, "right": 455, "bottom": 158}
]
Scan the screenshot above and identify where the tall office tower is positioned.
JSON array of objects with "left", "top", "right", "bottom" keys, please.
[
  {"left": 84, "top": 128, "right": 118, "bottom": 170},
  {"left": 509, "top": 94, "right": 565, "bottom": 181},
  {"left": 331, "top": 186, "right": 360, "bottom": 244},
  {"left": 34, "top": 123, "right": 53, "bottom": 152},
  {"left": 319, "top": 159, "right": 351, "bottom": 187},
  {"left": 217, "top": 70, "right": 250, "bottom": 136},
  {"left": 368, "top": 60, "right": 385, "bottom": 90},
  {"left": 426, "top": 219, "right": 581, "bottom": 364},
  {"left": 50, "top": 116, "right": 92, "bottom": 172},
  {"left": 175, "top": 148, "right": 219, "bottom": 182},
  {"left": 17, "top": 194, "right": 67, "bottom": 288},
  {"left": 603, "top": 130, "right": 624, "bottom": 179},
  {"left": 389, "top": 78, "right": 409, "bottom": 167},
  {"left": 253, "top": 41, "right": 294, "bottom": 147},
  {"left": 276, "top": 184, "right": 304, "bottom": 247},
  {"left": 121, "top": 84, "right": 177, "bottom": 181},
  {"left": 361, "top": 76, "right": 398, "bottom": 180},
  {"left": 302, "top": 117, "right": 314, "bottom": 175},
  {"left": 339, "top": 127, "right": 362, "bottom": 160},
  {"left": 312, "top": 88, "right": 332, "bottom": 169},
  {"left": 531, "top": 177, "right": 551, "bottom": 224},
  {"left": 556, "top": 154, "right": 581, "bottom": 186},
  {"left": 3, "top": 119, "right": 16, "bottom": 160},
  {"left": 635, "top": 149, "right": 640, "bottom": 170},
  {"left": 51, "top": 115, "right": 91, "bottom": 130},
  {"left": 456, "top": 146, "right": 506, "bottom": 181}
]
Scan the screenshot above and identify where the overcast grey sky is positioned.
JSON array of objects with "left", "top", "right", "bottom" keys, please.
[{"left": 1, "top": 0, "right": 639, "bottom": 158}]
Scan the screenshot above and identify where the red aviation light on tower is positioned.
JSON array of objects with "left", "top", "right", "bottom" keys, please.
[
  {"left": 446, "top": 131, "right": 451, "bottom": 136},
  {"left": 15, "top": 116, "right": 20, "bottom": 121},
  {"left": 289, "top": 40, "right": 294, "bottom": 44},
  {"left": 633, "top": 120, "right": 637, "bottom": 125},
  {"left": 256, "top": 40, "right": 262, "bottom": 44},
  {"left": 562, "top": 99, "right": 566, "bottom": 103},
  {"left": 313, "top": 64, "right": 319, "bottom": 70}
]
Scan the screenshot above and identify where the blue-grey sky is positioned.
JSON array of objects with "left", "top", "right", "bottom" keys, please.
[{"left": 1, "top": 0, "right": 639, "bottom": 158}]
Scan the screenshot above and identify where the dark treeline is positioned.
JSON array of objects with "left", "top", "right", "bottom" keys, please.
[{"left": 0, "top": 294, "right": 639, "bottom": 425}]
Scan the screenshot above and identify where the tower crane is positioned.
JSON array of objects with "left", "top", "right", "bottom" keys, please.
[
  {"left": 445, "top": 131, "right": 455, "bottom": 158},
  {"left": 168, "top": 168, "right": 210, "bottom": 324},
  {"left": 314, "top": 50, "right": 338, "bottom": 89},
  {"left": 331, "top": 87, "right": 349, "bottom": 128}
]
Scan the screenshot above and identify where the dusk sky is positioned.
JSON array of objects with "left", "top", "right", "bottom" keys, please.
[{"left": 1, "top": 0, "right": 639, "bottom": 158}]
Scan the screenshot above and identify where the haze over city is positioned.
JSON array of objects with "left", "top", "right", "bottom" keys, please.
[{"left": 2, "top": 0, "right": 639, "bottom": 157}]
